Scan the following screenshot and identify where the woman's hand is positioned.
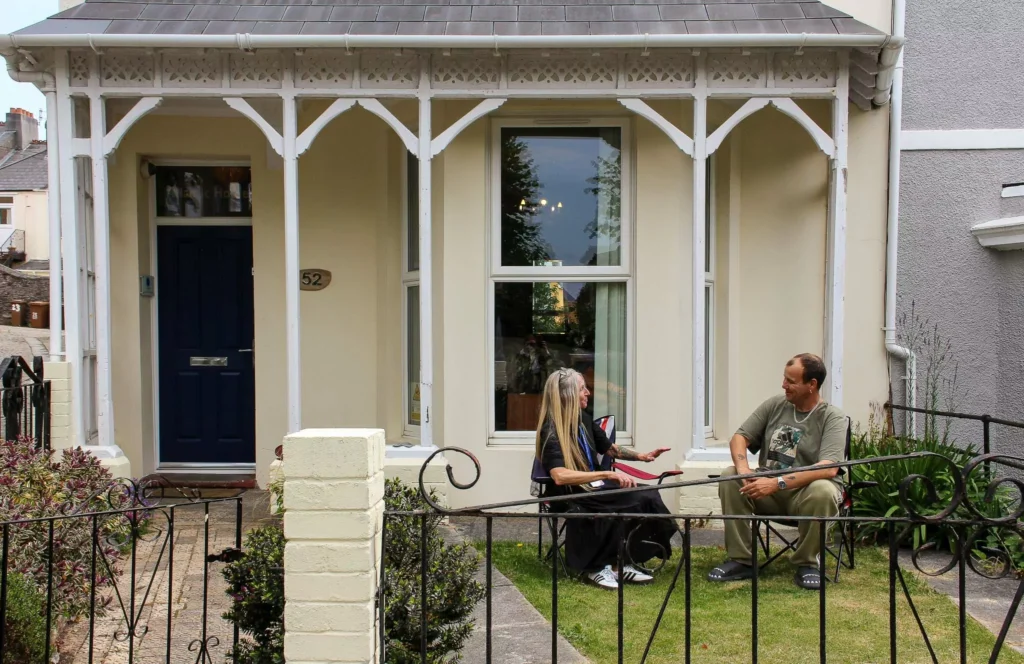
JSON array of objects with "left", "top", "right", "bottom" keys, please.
[
  {"left": 607, "top": 471, "right": 638, "bottom": 488},
  {"left": 638, "top": 447, "right": 671, "bottom": 463}
]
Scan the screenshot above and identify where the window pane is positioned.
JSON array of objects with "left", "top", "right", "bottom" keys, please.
[
  {"left": 704, "top": 284, "right": 711, "bottom": 429},
  {"left": 500, "top": 128, "right": 622, "bottom": 268},
  {"left": 407, "top": 285, "right": 420, "bottom": 428},
  {"left": 0, "top": 208, "right": 10, "bottom": 225},
  {"left": 155, "top": 165, "right": 252, "bottom": 218},
  {"left": 407, "top": 155, "right": 419, "bottom": 272},
  {"left": 704, "top": 159, "right": 712, "bottom": 274},
  {"left": 495, "top": 281, "right": 626, "bottom": 431}
]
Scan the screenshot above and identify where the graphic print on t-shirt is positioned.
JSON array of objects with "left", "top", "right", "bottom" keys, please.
[{"left": 766, "top": 425, "right": 802, "bottom": 470}]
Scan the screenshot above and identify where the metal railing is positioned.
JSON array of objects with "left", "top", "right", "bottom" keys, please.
[
  {"left": 0, "top": 481, "right": 244, "bottom": 664},
  {"left": 384, "top": 448, "right": 1024, "bottom": 664},
  {"left": 885, "top": 401, "right": 1024, "bottom": 457},
  {"left": 0, "top": 355, "right": 50, "bottom": 451}
]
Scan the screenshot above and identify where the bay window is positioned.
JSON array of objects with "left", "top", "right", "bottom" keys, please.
[{"left": 491, "top": 120, "right": 632, "bottom": 439}]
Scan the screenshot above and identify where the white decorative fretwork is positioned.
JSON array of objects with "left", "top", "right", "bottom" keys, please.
[
  {"left": 624, "top": 52, "right": 695, "bottom": 89},
  {"left": 774, "top": 51, "right": 837, "bottom": 88},
  {"left": 295, "top": 51, "right": 355, "bottom": 88},
  {"left": 507, "top": 53, "right": 617, "bottom": 88},
  {"left": 360, "top": 51, "right": 419, "bottom": 89},
  {"left": 162, "top": 52, "right": 222, "bottom": 88},
  {"left": 432, "top": 52, "right": 501, "bottom": 89},
  {"left": 100, "top": 52, "right": 155, "bottom": 88},
  {"left": 69, "top": 52, "right": 91, "bottom": 88},
  {"left": 707, "top": 53, "right": 767, "bottom": 88},
  {"left": 230, "top": 53, "right": 283, "bottom": 89}
]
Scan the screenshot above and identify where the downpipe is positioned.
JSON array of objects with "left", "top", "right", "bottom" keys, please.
[{"left": 883, "top": 0, "right": 916, "bottom": 435}]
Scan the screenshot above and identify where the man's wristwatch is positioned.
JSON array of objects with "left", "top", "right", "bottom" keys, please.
[{"left": 776, "top": 477, "right": 788, "bottom": 491}]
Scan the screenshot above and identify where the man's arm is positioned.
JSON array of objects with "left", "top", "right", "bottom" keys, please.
[{"left": 776, "top": 460, "right": 839, "bottom": 490}]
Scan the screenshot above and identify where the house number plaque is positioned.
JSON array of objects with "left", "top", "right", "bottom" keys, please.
[{"left": 300, "top": 269, "right": 332, "bottom": 291}]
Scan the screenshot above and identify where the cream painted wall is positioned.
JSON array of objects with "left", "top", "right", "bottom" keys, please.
[{"left": 5, "top": 190, "right": 48, "bottom": 261}]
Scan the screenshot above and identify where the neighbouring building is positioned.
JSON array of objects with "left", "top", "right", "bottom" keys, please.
[
  {"left": 3, "top": 0, "right": 901, "bottom": 509},
  {"left": 0, "top": 108, "right": 50, "bottom": 264},
  {"left": 890, "top": 0, "right": 1024, "bottom": 457}
]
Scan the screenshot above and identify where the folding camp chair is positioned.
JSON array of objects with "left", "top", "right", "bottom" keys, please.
[{"left": 754, "top": 417, "right": 878, "bottom": 582}]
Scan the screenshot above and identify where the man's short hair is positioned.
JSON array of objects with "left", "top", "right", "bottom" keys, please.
[{"left": 788, "top": 353, "right": 827, "bottom": 388}]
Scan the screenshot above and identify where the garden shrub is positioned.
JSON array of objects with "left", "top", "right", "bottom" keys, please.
[
  {"left": 851, "top": 431, "right": 1023, "bottom": 572},
  {"left": 0, "top": 438, "right": 141, "bottom": 620},
  {"left": 382, "top": 478, "right": 485, "bottom": 664},
  {"left": 3, "top": 571, "right": 48, "bottom": 663},
  {"left": 222, "top": 525, "right": 285, "bottom": 664},
  {"left": 223, "top": 478, "right": 485, "bottom": 664}
]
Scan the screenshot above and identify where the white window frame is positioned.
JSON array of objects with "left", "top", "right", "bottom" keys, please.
[
  {"left": 704, "top": 157, "right": 716, "bottom": 439},
  {"left": 401, "top": 151, "right": 422, "bottom": 441},
  {"left": 487, "top": 117, "right": 635, "bottom": 445},
  {"left": 76, "top": 155, "right": 98, "bottom": 443},
  {"left": 0, "top": 196, "right": 14, "bottom": 225}
]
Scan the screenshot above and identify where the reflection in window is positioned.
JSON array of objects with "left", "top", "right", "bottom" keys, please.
[
  {"left": 495, "top": 282, "right": 626, "bottom": 432},
  {"left": 500, "top": 128, "right": 621, "bottom": 268},
  {"left": 155, "top": 165, "right": 253, "bottom": 218}
]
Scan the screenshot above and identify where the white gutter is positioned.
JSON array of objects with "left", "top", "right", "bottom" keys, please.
[
  {"left": 883, "top": 0, "right": 916, "bottom": 434},
  {"left": 2, "top": 50, "right": 63, "bottom": 363},
  {"left": 0, "top": 32, "right": 902, "bottom": 51}
]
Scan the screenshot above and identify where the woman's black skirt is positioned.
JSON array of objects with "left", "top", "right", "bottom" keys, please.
[{"left": 553, "top": 487, "right": 677, "bottom": 574}]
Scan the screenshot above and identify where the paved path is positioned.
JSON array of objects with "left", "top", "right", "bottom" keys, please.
[
  {"left": 57, "top": 491, "right": 276, "bottom": 664},
  {"left": 0, "top": 324, "right": 48, "bottom": 360}
]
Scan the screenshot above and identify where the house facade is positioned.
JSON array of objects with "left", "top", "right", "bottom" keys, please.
[
  {"left": 892, "top": 0, "right": 1024, "bottom": 455},
  {"left": 6, "top": 0, "right": 900, "bottom": 509}
]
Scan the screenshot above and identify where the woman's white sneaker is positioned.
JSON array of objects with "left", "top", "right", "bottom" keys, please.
[
  {"left": 619, "top": 565, "right": 654, "bottom": 585},
  {"left": 587, "top": 565, "right": 619, "bottom": 590}
]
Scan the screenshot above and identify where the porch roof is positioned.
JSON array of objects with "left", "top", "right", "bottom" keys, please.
[{"left": 20, "top": 1, "right": 882, "bottom": 40}]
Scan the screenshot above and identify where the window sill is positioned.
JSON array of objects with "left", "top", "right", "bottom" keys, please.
[
  {"left": 971, "top": 216, "right": 1024, "bottom": 251},
  {"left": 488, "top": 432, "right": 634, "bottom": 447},
  {"left": 385, "top": 443, "right": 436, "bottom": 460}
]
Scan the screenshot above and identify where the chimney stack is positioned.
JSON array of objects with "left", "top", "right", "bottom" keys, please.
[{"left": 5, "top": 108, "right": 39, "bottom": 151}]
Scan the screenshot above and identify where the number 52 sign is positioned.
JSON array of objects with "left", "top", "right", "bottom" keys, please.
[{"left": 300, "top": 269, "right": 332, "bottom": 291}]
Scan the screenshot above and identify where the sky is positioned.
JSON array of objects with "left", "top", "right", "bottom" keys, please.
[{"left": 0, "top": 2, "right": 60, "bottom": 139}]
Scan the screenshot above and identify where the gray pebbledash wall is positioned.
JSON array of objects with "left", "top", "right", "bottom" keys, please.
[{"left": 895, "top": 0, "right": 1024, "bottom": 456}]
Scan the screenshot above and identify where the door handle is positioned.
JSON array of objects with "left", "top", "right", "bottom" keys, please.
[
  {"left": 238, "top": 349, "right": 253, "bottom": 353},
  {"left": 239, "top": 344, "right": 254, "bottom": 367}
]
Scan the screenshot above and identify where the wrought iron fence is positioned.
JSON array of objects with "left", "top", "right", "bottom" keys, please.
[
  {"left": 885, "top": 402, "right": 1024, "bottom": 458},
  {"left": 383, "top": 448, "right": 1024, "bottom": 664},
  {"left": 0, "top": 480, "right": 244, "bottom": 664},
  {"left": 0, "top": 355, "right": 50, "bottom": 451}
]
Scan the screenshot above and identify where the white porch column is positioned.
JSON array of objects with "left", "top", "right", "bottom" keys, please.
[
  {"left": 417, "top": 83, "right": 434, "bottom": 449},
  {"left": 824, "top": 54, "right": 850, "bottom": 406},
  {"left": 283, "top": 93, "right": 302, "bottom": 433},
  {"left": 45, "top": 87, "right": 63, "bottom": 362},
  {"left": 89, "top": 93, "right": 118, "bottom": 455},
  {"left": 691, "top": 64, "right": 709, "bottom": 453},
  {"left": 54, "top": 53, "right": 85, "bottom": 449}
]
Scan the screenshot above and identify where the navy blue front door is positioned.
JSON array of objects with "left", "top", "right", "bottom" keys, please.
[{"left": 158, "top": 226, "right": 255, "bottom": 465}]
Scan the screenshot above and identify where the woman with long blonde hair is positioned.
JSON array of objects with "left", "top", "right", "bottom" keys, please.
[{"left": 535, "top": 368, "right": 677, "bottom": 590}]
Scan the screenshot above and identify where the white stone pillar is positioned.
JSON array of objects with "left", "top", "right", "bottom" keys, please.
[
  {"left": 824, "top": 53, "right": 850, "bottom": 407},
  {"left": 283, "top": 428, "right": 386, "bottom": 664},
  {"left": 691, "top": 58, "right": 709, "bottom": 454}
]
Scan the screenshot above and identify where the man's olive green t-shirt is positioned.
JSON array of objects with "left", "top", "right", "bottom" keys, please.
[{"left": 737, "top": 395, "right": 847, "bottom": 484}]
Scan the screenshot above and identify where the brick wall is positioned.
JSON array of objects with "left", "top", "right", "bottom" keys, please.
[{"left": 0, "top": 264, "right": 48, "bottom": 326}]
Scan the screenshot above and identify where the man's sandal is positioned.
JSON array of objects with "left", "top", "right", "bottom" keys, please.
[
  {"left": 707, "top": 560, "right": 754, "bottom": 582},
  {"left": 795, "top": 566, "right": 823, "bottom": 590}
]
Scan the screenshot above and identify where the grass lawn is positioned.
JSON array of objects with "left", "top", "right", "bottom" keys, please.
[{"left": 479, "top": 541, "right": 1024, "bottom": 664}]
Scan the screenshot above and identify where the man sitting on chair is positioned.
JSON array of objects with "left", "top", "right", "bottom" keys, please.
[{"left": 707, "top": 353, "right": 846, "bottom": 590}]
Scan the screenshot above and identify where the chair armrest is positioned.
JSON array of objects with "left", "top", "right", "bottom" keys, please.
[
  {"left": 849, "top": 481, "right": 879, "bottom": 491},
  {"left": 656, "top": 470, "right": 684, "bottom": 485},
  {"left": 612, "top": 462, "right": 661, "bottom": 481}
]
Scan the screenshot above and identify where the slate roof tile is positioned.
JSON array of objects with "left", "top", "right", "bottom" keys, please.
[{"left": 14, "top": 0, "right": 883, "bottom": 39}]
